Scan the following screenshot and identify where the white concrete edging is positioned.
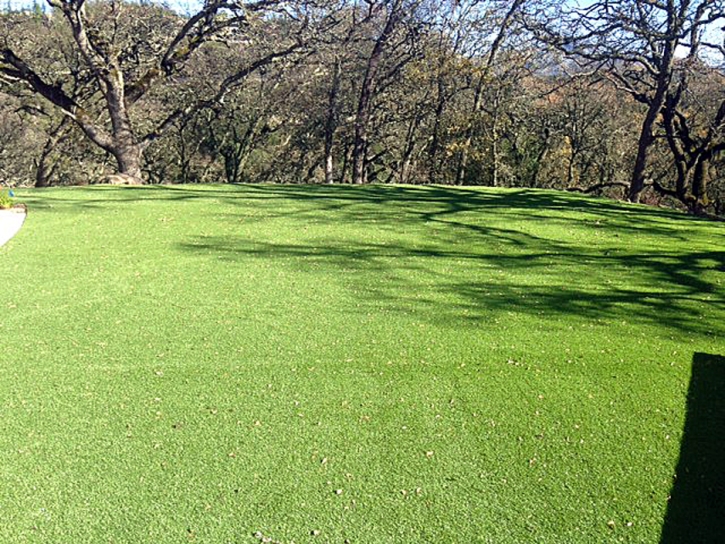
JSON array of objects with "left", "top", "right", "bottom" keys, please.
[{"left": 0, "top": 208, "right": 27, "bottom": 247}]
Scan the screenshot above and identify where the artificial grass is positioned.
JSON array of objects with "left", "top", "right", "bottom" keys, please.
[{"left": 0, "top": 184, "right": 723, "bottom": 543}]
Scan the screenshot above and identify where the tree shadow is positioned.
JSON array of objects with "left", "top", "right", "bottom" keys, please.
[
  {"left": 178, "top": 230, "right": 725, "bottom": 336},
  {"left": 18, "top": 184, "right": 711, "bottom": 241},
  {"left": 660, "top": 353, "right": 725, "bottom": 544},
  {"left": 231, "top": 184, "right": 697, "bottom": 237},
  {"left": 18, "top": 184, "right": 723, "bottom": 335}
]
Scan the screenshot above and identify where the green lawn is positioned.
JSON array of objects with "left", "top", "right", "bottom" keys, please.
[{"left": 1, "top": 185, "right": 723, "bottom": 543}]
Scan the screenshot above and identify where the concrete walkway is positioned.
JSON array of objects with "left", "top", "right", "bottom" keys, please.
[{"left": 0, "top": 208, "right": 26, "bottom": 247}]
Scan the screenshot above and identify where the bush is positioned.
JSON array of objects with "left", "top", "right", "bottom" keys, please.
[{"left": 0, "top": 189, "right": 15, "bottom": 209}]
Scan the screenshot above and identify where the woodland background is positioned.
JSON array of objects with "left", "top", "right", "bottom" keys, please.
[{"left": 1, "top": 0, "right": 724, "bottom": 216}]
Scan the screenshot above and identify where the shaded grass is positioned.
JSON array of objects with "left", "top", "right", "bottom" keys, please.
[
  {"left": 1, "top": 184, "right": 723, "bottom": 543},
  {"left": 660, "top": 353, "right": 725, "bottom": 544}
]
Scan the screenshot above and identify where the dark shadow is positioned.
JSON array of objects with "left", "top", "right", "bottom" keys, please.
[{"left": 660, "top": 353, "right": 725, "bottom": 544}]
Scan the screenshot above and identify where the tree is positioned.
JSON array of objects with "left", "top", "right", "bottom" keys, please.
[
  {"left": 655, "top": 59, "right": 725, "bottom": 212},
  {"left": 351, "top": 0, "right": 422, "bottom": 184},
  {"left": 454, "top": 0, "right": 527, "bottom": 186},
  {"left": 0, "top": 0, "right": 304, "bottom": 184},
  {"left": 527, "top": 0, "right": 725, "bottom": 206}
]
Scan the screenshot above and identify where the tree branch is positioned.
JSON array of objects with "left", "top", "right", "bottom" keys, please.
[
  {"left": 142, "top": 42, "right": 301, "bottom": 145},
  {"left": 1, "top": 47, "right": 113, "bottom": 151}
]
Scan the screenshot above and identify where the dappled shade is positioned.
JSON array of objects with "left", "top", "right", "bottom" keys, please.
[{"left": 169, "top": 185, "right": 724, "bottom": 335}]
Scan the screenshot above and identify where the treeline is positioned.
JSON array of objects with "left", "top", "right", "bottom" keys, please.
[{"left": 1, "top": 0, "right": 724, "bottom": 216}]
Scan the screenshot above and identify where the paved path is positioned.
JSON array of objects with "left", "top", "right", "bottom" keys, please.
[{"left": 0, "top": 209, "right": 26, "bottom": 247}]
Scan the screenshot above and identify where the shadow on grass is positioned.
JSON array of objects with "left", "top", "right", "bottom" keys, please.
[
  {"left": 178, "top": 232, "right": 725, "bottom": 335},
  {"left": 21, "top": 183, "right": 703, "bottom": 235},
  {"left": 660, "top": 353, "right": 725, "bottom": 544},
  {"left": 19, "top": 184, "right": 724, "bottom": 334},
  {"left": 231, "top": 184, "right": 705, "bottom": 238}
]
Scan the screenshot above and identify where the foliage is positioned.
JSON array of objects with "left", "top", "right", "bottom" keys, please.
[{"left": 0, "top": 188, "right": 13, "bottom": 208}]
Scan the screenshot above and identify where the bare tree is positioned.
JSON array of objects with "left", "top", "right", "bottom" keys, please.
[
  {"left": 526, "top": 0, "right": 725, "bottom": 205},
  {"left": 454, "top": 0, "right": 527, "bottom": 186},
  {"left": 0, "top": 0, "right": 304, "bottom": 184},
  {"left": 657, "top": 60, "right": 725, "bottom": 213},
  {"left": 351, "top": 0, "right": 422, "bottom": 184}
]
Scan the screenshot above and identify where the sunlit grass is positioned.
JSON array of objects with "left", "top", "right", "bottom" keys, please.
[{"left": 1, "top": 184, "right": 722, "bottom": 543}]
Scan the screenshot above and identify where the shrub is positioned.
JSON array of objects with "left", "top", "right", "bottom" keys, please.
[{"left": 0, "top": 189, "right": 15, "bottom": 209}]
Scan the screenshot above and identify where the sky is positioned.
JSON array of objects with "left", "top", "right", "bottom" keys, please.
[
  {"left": 3, "top": 0, "right": 202, "bottom": 14},
  {"left": 4, "top": 0, "right": 723, "bottom": 57}
]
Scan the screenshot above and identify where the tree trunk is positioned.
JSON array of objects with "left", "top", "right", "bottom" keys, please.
[
  {"left": 107, "top": 143, "right": 143, "bottom": 184},
  {"left": 455, "top": 78, "right": 483, "bottom": 186},
  {"left": 97, "top": 85, "right": 144, "bottom": 184},
  {"left": 628, "top": 13, "right": 679, "bottom": 203},
  {"left": 352, "top": 2, "right": 401, "bottom": 185},
  {"left": 324, "top": 57, "right": 342, "bottom": 185},
  {"left": 428, "top": 74, "right": 447, "bottom": 184},
  {"left": 352, "top": 68, "right": 377, "bottom": 185},
  {"left": 691, "top": 155, "right": 710, "bottom": 213},
  {"left": 532, "top": 138, "right": 550, "bottom": 188},
  {"left": 35, "top": 118, "right": 69, "bottom": 188},
  {"left": 35, "top": 150, "right": 57, "bottom": 188},
  {"left": 628, "top": 115, "right": 657, "bottom": 202},
  {"left": 490, "top": 97, "right": 502, "bottom": 187},
  {"left": 566, "top": 145, "right": 577, "bottom": 189},
  {"left": 341, "top": 140, "right": 351, "bottom": 184}
]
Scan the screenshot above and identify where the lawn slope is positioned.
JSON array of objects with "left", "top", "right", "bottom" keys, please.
[{"left": 1, "top": 185, "right": 723, "bottom": 544}]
